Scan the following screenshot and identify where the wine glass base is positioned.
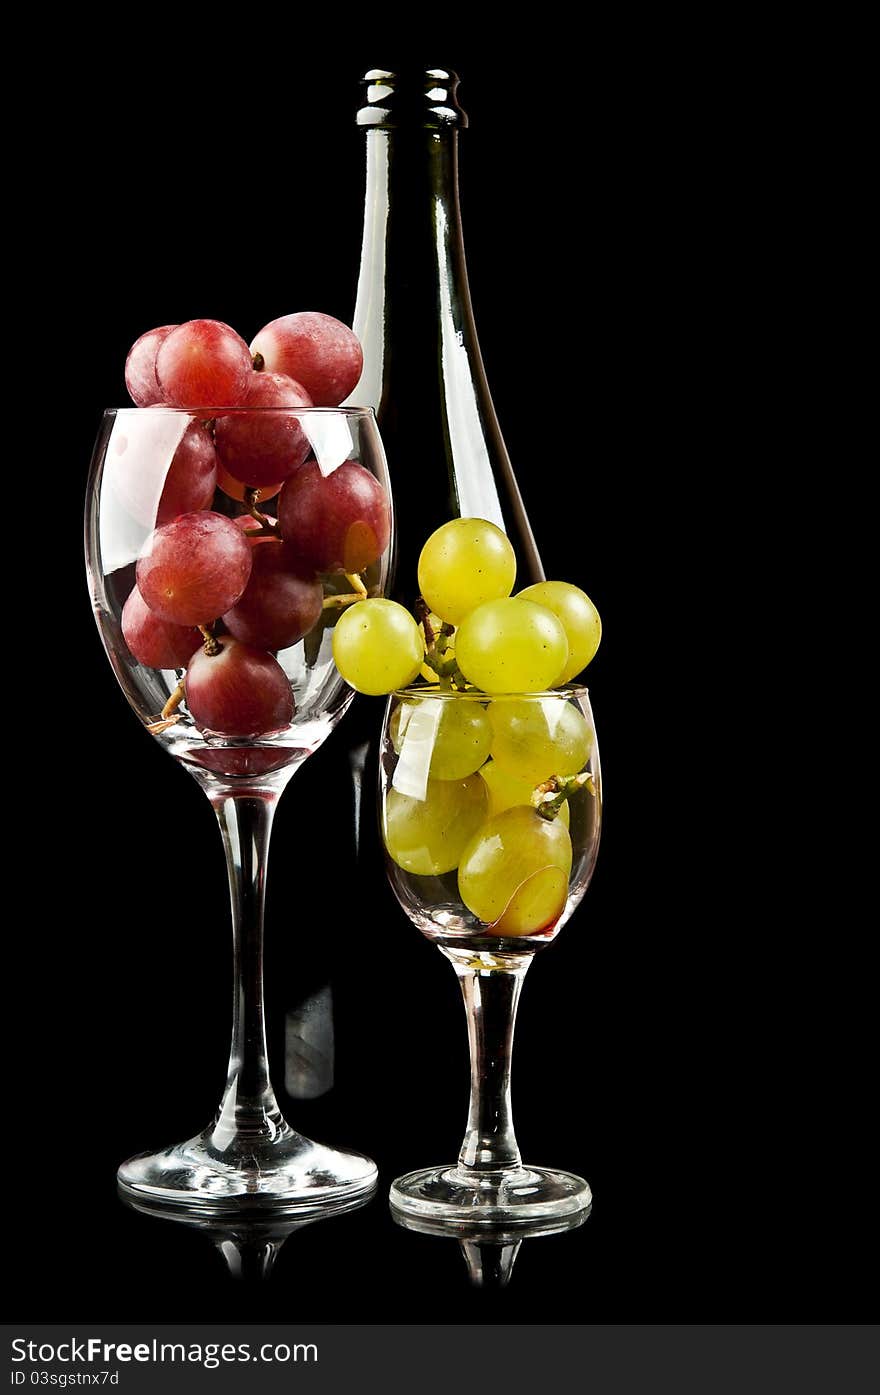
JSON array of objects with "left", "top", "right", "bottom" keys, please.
[
  {"left": 118, "top": 1124, "right": 378, "bottom": 1216},
  {"left": 389, "top": 1163, "right": 591, "bottom": 1227}
]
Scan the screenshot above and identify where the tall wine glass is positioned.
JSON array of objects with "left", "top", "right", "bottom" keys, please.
[
  {"left": 379, "top": 685, "right": 601, "bottom": 1225},
  {"left": 85, "top": 405, "right": 391, "bottom": 1212}
]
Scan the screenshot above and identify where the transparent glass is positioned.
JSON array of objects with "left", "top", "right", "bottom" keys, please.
[
  {"left": 379, "top": 686, "right": 601, "bottom": 1225},
  {"left": 85, "top": 406, "right": 391, "bottom": 1213}
]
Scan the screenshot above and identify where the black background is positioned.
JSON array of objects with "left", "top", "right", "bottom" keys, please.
[{"left": 12, "top": 41, "right": 869, "bottom": 1325}]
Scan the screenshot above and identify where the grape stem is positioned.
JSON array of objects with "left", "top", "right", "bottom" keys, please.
[
  {"left": 322, "top": 592, "right": 365, "bottom": 610},
  {"left": 418, "top": 606, "right": 469, "bottom": 687},
  {"left": 414, "top": 596, "right": 435, "bottom": 646},
  {"left": 251, "top": 351, "right": 265, "bottom": 371},
  {"left": 199, "top": 625, "right": 222, "bottom": 657},
  {"left": 321, "top": 572, "right": 370, "bottom": 611},
  {"left": 146, "top": 678, "right": 186, "bottom": 732},
  {"left": 532, "top": 771, "right": 593, "bottom": 820},
  {"left": 422, "top": 651, "right": 467, "bottom": 685},
  {"left": 243, "top": 488, "right": 281, "bottom": 538},
  {"left": 146, "top": 715, "right": 182, "bottom": 734},
  {"left": 160, "top": 678, "right": 186, "bottom": 719}
]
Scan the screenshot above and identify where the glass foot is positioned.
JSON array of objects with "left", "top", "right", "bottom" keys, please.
[
  {"left": 118, "top": 1122, "right": 378, "bottom": 1216},
  {"left": 389, "top": 1163, "right": 591, "bottom": 1227}
]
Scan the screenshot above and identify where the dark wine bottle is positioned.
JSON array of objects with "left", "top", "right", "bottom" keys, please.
[
  {"left": 327, "top": 62, "right": 547, "bottom": 902},
  {"left": 343, "top": 65, "right": 544, "bottom": 597},
  {"left": 296, "top": 67, "right": 550, "bottom": 1122}
]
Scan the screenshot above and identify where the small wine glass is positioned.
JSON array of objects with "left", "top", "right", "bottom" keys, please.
[
  {"left": 379, "top": 685, "right": 601, "bottom": 1225},
  {"left": 85, "top": 405, "right": 391, "bottom": 1213}
]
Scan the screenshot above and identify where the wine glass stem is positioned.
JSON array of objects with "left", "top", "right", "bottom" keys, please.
[
  {"left": 449, "top": 958, "right": 531, "bottom": 1174},
  {"left": 210, "top": 790, "right": 286, "bottom": 1143}
]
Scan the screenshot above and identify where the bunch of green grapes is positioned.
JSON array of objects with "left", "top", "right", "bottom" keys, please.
[
  {"left": 418, "top": 520, "right": 601, "bottom": 694},
  {"left": 332, "top": 513, "right": 602, "bottom": 937},
  {"left": 333, "top": 516, "right": 601, "bottom": 699}
]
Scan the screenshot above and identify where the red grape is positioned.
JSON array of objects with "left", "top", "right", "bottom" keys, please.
[
  {"left": 155, "top": 319, "right": 252, "bottom": 408},
  {"left": 185, "top": 637, "right": 294, "bottom": 737},
  {"left": 136, "top": 511, "right": 252, "bottom": 626},
  {"left": 125, "top": 324, "right": 178, "bottom": 405},
  {"left": 222, "top": 540, "right": 322, "bottom": 650},
  {"left": 213, "top": 372, "right": 313, "bottom": 487},
  {"left": 250, "top": 312, "right": 363, "bottom": 407},
  {"left": 217, "top": 462, "right": 282, "bottom": 504},
  {"left": 121, "top": 586, "right": 203, "bottom": 669},
  {"left": 278, "top": 460, "right": 391, "bottom": 574},
  {"left": 154, "top": 419, "right": 218, "bottom": 525}
]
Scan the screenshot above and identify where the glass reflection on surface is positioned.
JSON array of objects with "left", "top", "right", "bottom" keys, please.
[
  {"left": 390, "top": 1203, "right": 591, "bottom": 1289},
  {"left": 120, "top": 1186, "right": 374, "bottom": 1281}
]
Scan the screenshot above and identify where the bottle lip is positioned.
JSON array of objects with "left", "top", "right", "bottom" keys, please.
[{"left": 357, "top": 67, "right": 468, "bottom": 130}]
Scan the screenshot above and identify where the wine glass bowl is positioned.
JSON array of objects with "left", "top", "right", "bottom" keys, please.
[
  {"left": 381, "top": 686, "right": 601, "bottom": 959},
  {"left": 85, "top": 405, "right": 391, "bottom": 1213},
  {"left": 379, "top": 685, "right": 601, "bottom": 1225},
  {"left": 86, "top": 406, "right": 391, "bottom": 783}
]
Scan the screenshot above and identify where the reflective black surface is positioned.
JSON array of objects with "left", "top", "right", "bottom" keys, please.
[{"left": 18, "top": 50, "right": 870, "bottom": 1323}]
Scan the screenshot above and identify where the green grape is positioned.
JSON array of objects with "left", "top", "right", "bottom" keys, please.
[
  {"left": 332, "top": 599, "right": 424, "bottom": 695},
  {"left": 391, "top": 698, "right": 493, "bottom": 780},
  {"left": 384, "top": 774, "right": 489, "bottom": 876},
  {"left": 455, "top": 598, "right": 568, "bottom": 694},
  {"left": 417, "top": 518, "right": 516, "bottom": 626},
  {"left": 479, "top": 759, "right": 570, "bottom": 829},
  {"left": 517, "top": 580, "right": 602, "bottom": 683},
  {"left": 496, "top": 867, "right": 571, "bottom": 937},
  {"left": 489, "top": 698, "right": 593, "bottom": 783},
  {"left": 458, "top": 806, "right": 572, "bottom": 936}
]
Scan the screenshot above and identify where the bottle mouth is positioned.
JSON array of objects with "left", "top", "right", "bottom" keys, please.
[{"left": 357, "top": 68, "right": 468, "bottom": 131}]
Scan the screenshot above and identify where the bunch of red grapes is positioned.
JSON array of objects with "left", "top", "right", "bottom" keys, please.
[{"left": 119, "top": 314, "right": 390, "bottom": 739}]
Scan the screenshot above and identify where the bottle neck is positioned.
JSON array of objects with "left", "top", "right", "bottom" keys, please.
[
  {"left": 348, "top": 123, "right": 542, "bottom": 581},
  {"left": 350, "top": 127, "right": 472, "bottom": 409}
]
